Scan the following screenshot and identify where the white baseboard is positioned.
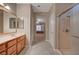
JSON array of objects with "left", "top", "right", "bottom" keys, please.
[
  {"left": 53, "top": 49, "right": 63, "bottom": 55},
  {"left": 46, "top": 40, "right": 62, "bottom": 55},
  {"left": 45, "top": 39, "right": 49, "bottom": 41},
  {"left": 46, "top": 40, "right": 55, "bottom": 48}
]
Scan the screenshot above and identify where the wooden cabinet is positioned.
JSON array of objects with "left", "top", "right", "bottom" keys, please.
[
  {"left": 0, "top": 35, "right": 27, "bottom": 55},
  {"left": 17, "top": 35, "right": 26, "bottom": 54},
  {"left": 7, "top": 39, "right": 16, "bottom": 55}
]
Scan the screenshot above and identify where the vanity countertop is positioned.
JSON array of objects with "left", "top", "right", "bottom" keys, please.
[{"left": 0, "top": 33, "right": 25, "bottom": 44}]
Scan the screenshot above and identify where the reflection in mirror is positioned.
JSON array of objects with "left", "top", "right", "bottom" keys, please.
[
  {"left": 17, "top": 18, "right": 24, "bottom": 29},
  {"left": 0, "top": 9, "right": 17, "bottom": 34},
  {"left": 9, "top": 18, "right": 16, "bottom": 29}
]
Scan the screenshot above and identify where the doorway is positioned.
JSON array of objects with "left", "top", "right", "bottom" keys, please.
[{"left": 32, "top": 15, "right": 46, "bottom": 45}]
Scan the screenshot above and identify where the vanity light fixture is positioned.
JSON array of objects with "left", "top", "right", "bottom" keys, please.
[
  {"left": 5, "top": 5, "right": 10, "bottom": 10},
  {"left": 0, "top": 3, "right": 4, "bottom": 6},
  {"left": 0, "top": 3, "right": 10, "bottom": 10},
  {"left": 20, "top": 17, "right": 24, "bottom": 20}
]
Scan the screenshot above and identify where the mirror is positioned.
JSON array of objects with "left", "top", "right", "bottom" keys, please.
[
  {"left": 0, "top": 8, "right": 17, "bottom": 34},
  {"left": 17, "top": 17, "right": 24, "bottom": 29}
]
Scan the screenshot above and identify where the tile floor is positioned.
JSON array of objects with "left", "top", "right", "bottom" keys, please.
[
  {"left": 20, "top": 41, "right": 60, "bottom": 55},
  {"left": 32, "top": 33, "right": 45, "bottom": 45}
]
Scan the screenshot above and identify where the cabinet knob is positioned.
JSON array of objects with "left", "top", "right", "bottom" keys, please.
[{"left": 65, "top": 29, "right": 69, "bottom": 32}]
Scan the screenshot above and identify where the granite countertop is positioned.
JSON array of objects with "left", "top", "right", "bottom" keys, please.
[{"left": 0, "top": 33, "right": 25, "bottom": 44}]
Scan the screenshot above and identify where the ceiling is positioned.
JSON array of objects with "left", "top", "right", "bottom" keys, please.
[{"left": 32, "top": 3, "right": 52, "bottom": 12}]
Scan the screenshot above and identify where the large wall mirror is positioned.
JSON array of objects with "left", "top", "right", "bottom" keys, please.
[{"left": 0, "top": 5, "right": 17, "bottom": 34}]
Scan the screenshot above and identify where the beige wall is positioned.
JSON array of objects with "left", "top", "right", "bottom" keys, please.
[
  {"left": 48, "top": 4, "right": 56, "bottom": 48},
  {"left": 30, "top": 6, "right": 35, "bottom": 45},
  {"left": 70, "top": 4, "right": 79, "bottom": 50},
  {"left": 16, "top": 4, "right": 31, "bottom": 45}
]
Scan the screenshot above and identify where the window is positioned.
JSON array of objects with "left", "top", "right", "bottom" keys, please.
[{"left": 36, "top": 25, "right": 42, "bottom": 31}]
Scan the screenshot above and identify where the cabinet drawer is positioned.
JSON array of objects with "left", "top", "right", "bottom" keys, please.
[
  {"left": 0, "top": 44, "right": 6, "bottom": 52},
  {"left": 11, "top": 51, "right": 16, "bottom": 55},
  {"left": 0, "top": 51, "right": 6, "bottom": 55},
  {"left": 7, "top": 39, "right": 16, "bottom": 48},
  {"left": 7, "top": 44, "right": 16, "bottom": 55},
  {"left": 18, "top": 36, "right": 25, "bottom": 42}
]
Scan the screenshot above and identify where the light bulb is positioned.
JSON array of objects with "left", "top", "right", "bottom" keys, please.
[
  {"left": 20, "top": 17, "right": 24, "bottom": 20},
  {"left": 0, "top": 3, "right": 4, "bottom": 6},
  {"left": 5, "top": 6, "right": 10, "bottom": 10}
]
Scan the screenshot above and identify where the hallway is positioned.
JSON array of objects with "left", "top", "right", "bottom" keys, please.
[
  {"left": 20, "top": 41, "right": 59, "bottom": 55},
  {"left": 32, "top": 33, "right": 45, "bottom": 45},
  {"left": 0, "top": 3, "right": 79, "bottom": 55}
]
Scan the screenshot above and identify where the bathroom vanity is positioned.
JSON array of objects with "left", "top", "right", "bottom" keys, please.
[
  {"left": 0, "top": 34, "right": 28, "bottom": 55},
  {"left": 0, "top": 4, "right": 28, "bottom": 55}
]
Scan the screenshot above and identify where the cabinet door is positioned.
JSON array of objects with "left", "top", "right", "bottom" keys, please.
[
  {"left": 0, "top": 51, "right": 6, "bottom": 55},
  {"left": 17, "top": 35, "right": 26, "bottom": 54},
  {"left": 17, "top": 41, "right": 22, "bottom": 54},
  {"left": 7, "top": 39, "right": 17, "bottom": 55},
  {"left": 7, "top": 44, "right": 16, "bottom": 55},
  {"left": 7, "top": 39, "right": 16, "bottom": 48},
  {"left": 0, "top": 43, "right": 6, "bottom": 54},
  {"left": 10, "top": 51, "right": 16, "bottom": 55},
  {"left": 21, "top": 39, "right": 25, "bottom": 49}
]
